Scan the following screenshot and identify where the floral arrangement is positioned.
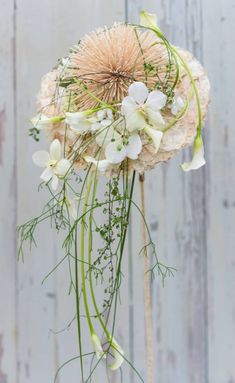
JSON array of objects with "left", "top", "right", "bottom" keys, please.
[{"left": 18, "top": 11, "right": 210, "bottom": 382}]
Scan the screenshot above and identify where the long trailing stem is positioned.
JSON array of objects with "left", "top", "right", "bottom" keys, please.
[
  {"left": 139, "top": 173, "right": 154, "bottom": 383},
  {"left": 80, "top": 175, "right": 95, "bottom": 334},
  {"left": 75, "top": 228, "right": 85, "bottom": 381}
]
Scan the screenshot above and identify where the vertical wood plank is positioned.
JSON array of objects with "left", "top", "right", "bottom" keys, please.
[
  {"left": 127, "top": 1, "right": 208, "bottom": 382},
  {"left": 202, "top": 0, "right": 235, "bottom": 382},
  {"left": 0, "top": 1, "right": 17, "bottom": 383},
  {"left": 16, "top": 1, "right": 125, "bottom": 382}
]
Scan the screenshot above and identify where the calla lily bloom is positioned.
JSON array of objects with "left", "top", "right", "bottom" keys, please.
[
  {"left": 32, "top": 139, "right": 71, "bottom": 190},
  {"left": 109, "top": 338, "right": 124, "bottom": 371},
  {"left": 181, "top": 132, "right": 206, "bottom": 171},
  {"left": 140, "top": 10, "right": 158, "bottom": 29},
  {"left": 91, "top": 333, "right": 106, "bottom": 360},
  {"left": 31, "top": 114, "right": 64, "bottom": 129}
]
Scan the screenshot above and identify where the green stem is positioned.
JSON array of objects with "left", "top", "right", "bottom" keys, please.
[
  {"left": 74, "top": 234, "right": 84, "bottom": 381},
  {"left": 170, "top": 46, "right": 202, "bottom": 133},
  {"left": 81, "top": 175, "right": 95, "bottom": 334}
]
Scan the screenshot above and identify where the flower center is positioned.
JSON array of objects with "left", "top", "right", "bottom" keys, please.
[{"left": 47, "top": 159, "right": 57, "bottom": 168}]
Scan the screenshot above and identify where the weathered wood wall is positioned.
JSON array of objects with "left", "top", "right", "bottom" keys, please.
[{"left": 0, "top": 0, "right": 235, "bottom": 382}]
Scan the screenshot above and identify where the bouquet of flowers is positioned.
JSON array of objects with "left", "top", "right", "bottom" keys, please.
[{"left": 18, "top": 11, "right": 210, "bottom": 382}]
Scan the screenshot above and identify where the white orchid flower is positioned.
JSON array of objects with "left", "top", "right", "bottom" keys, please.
[
  {"left": 105, "top": 134, "right": 142, "bottom": 164},
  {"left": 91, "top": 333, "right": 106, "bottom": 360},
  {"left": 84, "top": 155, "right": 112, "bottom": 173},
  {"left": 32, "top": 139, "right": 71, "bottom": 190},
  {"left": 181, "top": 132, "right": 206, "bottom": 171},
  {"left": 31, "top": 114, "right": 64, "bottom": 129},
  {"left": 108, "top": 338, "right": 124, "bottom": 370},
  {"left": 65, "top": 111, "right": 96, "bottom": 134},
  {"left": 121, "top": 82, "right": 166, "bottom": 152},
  {"left": 170, "top": 96, "right": 184, "bottom": 115}
]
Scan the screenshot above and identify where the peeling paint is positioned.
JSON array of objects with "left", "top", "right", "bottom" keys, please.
[
  {"left": 0, "top": 108, "right": 6, "bottom": 165},
  {"left": 0, "top": 334, "right": 7, "bottom": 383}
]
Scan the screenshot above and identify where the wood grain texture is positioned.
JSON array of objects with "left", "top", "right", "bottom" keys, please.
[
  {"left": 0, "top": 1, "right": 17, "bottom": 383},
  {"left": 0, "top": 0, "right": 234, "bottom": 382},
  {"left": 202, "top": 1, "right": 235, "bottom": 382}
]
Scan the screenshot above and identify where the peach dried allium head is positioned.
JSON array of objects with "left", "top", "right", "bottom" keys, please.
[{"left": 63, "top": 24, "right": 177, "bottom": 110}]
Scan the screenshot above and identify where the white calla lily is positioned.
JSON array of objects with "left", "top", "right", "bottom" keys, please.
[
  {"left": 140, "top": 10, "right": 158, "bottom": 29},
  {"left": 91, "top": 333, "right": 106, "bottom": 360},
  {"left": 108, "top": 339, "right": 124, "bottom": 371},
  {"left": 32, "top": 139, "right": 71, "bottom": 190},
  {"left": 181, "top": 132, "right": 206, "bottom": 171},
  {"left": 31, "top": 114, "right": 64, "bottom": 129}
]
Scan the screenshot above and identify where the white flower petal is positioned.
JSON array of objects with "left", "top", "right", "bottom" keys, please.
[
  {"left": 126, "top": 110, "right": 148, "bottom": 132},
  {"left": 32, "top": 150, "right": 50, "bottom": 167},
  {"left": 146, "top": 108, "right": 165, "bottom": 127},
  {"left": 145, "top": 126, "right": 163, "bottom": 153},
  {"left": 40, "top": 167, "right": 53, "bottom": 182},
  {"left": 146, "top": 90, "right": 167, "bottom": 110},
  {"left": 51, "top": 174, "right": 59, "bottom": 191},
  {"left": 65, "top": 111, "right": 87, "bottom": 124},
  {"left": 84, "top": 156, "right": 111, "bottom": 173},
  {"left": 121, "top": 96, "right": 139, "bottom": 115},
  {"left": 66, "top": 112, "right": 93, "bottom": 133},
  {"left": 55, "top": 158, "right": 71, "bottom": 177},
  {"left": 71, "top": 121, "right": 91, "bottom": 133},
  {"left": 105, "top": 141, "right": 127, "bottom": 164},
  {"left": 96, "top": 126, "right": 121, "bottom": 147},
  {"left": 181, "top": 133, "right": 206, "bottom": 171},
  {"left": 50, "top": 139, "right": 61, "bottom": 161},
  {"left": 109, "top": 339, "right": 124, "bottom": 371},
  {"left": 126, "top": 134, "right": 142, "bottom": 159},
  {"left": 91, "top": 333, "right": 106, "bottom": 360},
  {"left": 128, "top": 82, "right": 149, "bottom": 104},
  {"left": 97, "top": 108, "right": 113, "bottom": 121}
]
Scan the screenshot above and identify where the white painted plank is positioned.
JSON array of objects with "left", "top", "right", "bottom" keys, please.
[
  {"left": 0, "top": 1, "right": 17, "bottom": 382},
  {"left": 127, "top": 1, "right": 208, "bottom": 382},
  {"left": 202, "top": 0, "right": 235, "bottom": 382},
  {"left": 16, "top": 1, "right": 126, "bottom": 382}
]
